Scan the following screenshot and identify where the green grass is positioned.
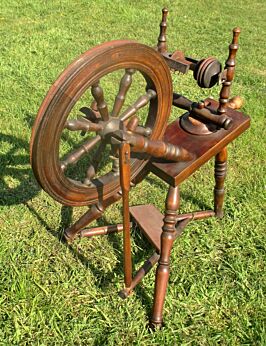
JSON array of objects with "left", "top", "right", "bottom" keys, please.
[{"left": 0, "top": 0, "right": 265, "bottom": 345}]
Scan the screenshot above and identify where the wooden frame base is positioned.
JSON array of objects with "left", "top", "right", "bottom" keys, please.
[
  {"left": 62, "top": 101, "right": 249, "bottom": 327},
  {"left": 72, "top": 201, "right": 217, "bottom": 328}
]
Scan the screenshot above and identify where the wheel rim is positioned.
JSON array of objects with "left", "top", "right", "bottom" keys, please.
[{"left": 31, "top": 41, "right": 173, "bottom": 206}]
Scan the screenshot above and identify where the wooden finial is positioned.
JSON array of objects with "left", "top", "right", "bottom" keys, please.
[
  {"left": 157, "top": 8, "right": 168, "bottom": 53},
  {"left": 218, "top": 27, "right": 241, "bottom": 114},
  {"left": 232, "top": 27, "right": 241, "bottom": 44}
]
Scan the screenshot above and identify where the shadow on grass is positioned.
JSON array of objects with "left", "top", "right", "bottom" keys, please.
[
  {"left": 2, "top": 117, "right": 154, "bottom": 313},
  {"left": 24, "top": 202, "right": 113, "bottom": 285},
  {"left": 0, "top": 133, "right": 40, "bottom": 205},
  {"left": 12, "top": 113, "right": 205, "bottom": 319},
  {"left": 25, "top": 200, "right": 155, "bottom": 317},
  {"left": 84, "top": 213, "right": 155, "bottom": 316}
]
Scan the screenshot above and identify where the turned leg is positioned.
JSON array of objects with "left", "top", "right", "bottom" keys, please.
[
  {"left": 64, "top": 203, "right": 104, "bottom": 243},
  {"left": 150, "top": 186, "right": 180, "bottom": 328},
  {"left": 64, "top": 191, "right": 121, "bottom": 242},
  {"left": 214, "top": 147, "right": 227, "bottom": 218}
]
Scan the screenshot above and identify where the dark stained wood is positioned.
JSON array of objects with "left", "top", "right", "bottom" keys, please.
[
  {"left": 130, "top": 204, "right": 164, "bottom": 251},
  {"left": 84, "top": 141, "right": 107, "bottom": 185},
  {"left": 194, "top": 57, "right": 222, "bottom": 88},
  {"left": 150, "top": 186, "right": 180, "bottom": 328},
  {"left": 126, "top": 116, "right": 139, "bottom": 132},
  {"left": 64, "top": 203, "right": 104, "bottom": 243},
  {"left": 214, "top": 148, "right": 227, "bottom": 218},
  {"left": 91, "top": 81, "right": 109, "bottom": 121},
  {"left": 119, "top": 142, "right": 132, "bottom": 289},
  {"left": 130, "top": 203, "right": 215, "bottom": 328},
  {"left": 130, "top": 205, "right": 216, "bottom": 252},
  {"left": 150, "top": 193, "right": 193, "bottom": 329},
  {"left": 64, "top": 191, "right": 122, "bottom": 242},
  {"left": 31, "top": 40, "right": 173, "bottom": 206},
  {"left": 175, "top": 96, "right": 233, "bottom": 135},
  {"left": 176, "top": 210, "right": 215, "bottom": 221},
  {"left": 186, "top": 101, "right": 232, "bottom": 129},
  {"left": 128, "top": 132, "right": 193, "bottom": 162},
  {"left": 218, "top": 28, "right": 240, "bottom": 114},
  {"left": 120, "top": 89, "right": 157, "bottom": 122},
  {"left": 80, "top": 105, "right": 101, "bottom": 123},
  {"left": 80, "top": 223, "right": 126, "bottom": 237},
  {"left": 150, "top": 98, "right": 250, "bottom": 187},
  {"left": 60, "top": 135, "right": 101, "bottom": 171},
  {"left": 119, "top": 252, "right": 160, "bottom": 299},
  {"left": 111, "top": 156, "right": 120, "bottom": 175},
  {"left": 64, "top": 117, "right": 103, "bottom": 132},
  {"left": 30, "top": 6, "right": 251, "bottom": 329},
  {"left": 157, "top": 8, "right": 168, "bottom": 53},
  {"left": 132, "top": 125, "right": 152, "bottom": 137},
  {"left": 112, "top": 69, "right": 135, "bottom": 117}
]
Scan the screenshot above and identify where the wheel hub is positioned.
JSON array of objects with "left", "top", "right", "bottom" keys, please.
[{"left": 98, "top": 117, "right": 126, "bottom": 143}]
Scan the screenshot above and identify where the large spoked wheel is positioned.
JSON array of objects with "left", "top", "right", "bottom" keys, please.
[{"left": 30, "top": 41, "right": 173, "bottom": 206}]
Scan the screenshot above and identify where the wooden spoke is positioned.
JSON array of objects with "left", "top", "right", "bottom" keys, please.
[
  {"left": 83, "top": 141, "right": 107, "bottom": 185},
  {"left": 79, "top": 107, "right": 101, "bottom": 136},
  {"left": 120, "top": 89, "right": 157, "bottom": 122},
  {"left": 30, "top": 40, "right": 173, "bottom": 206},
  {"left": 60, "top": 135, "right": 101, "bottom": 171},
  {"left": 79, "top": 106, "right": 101, "bottom": 122},
  {"left": 110, "top": 145, "right": 120, "bottom": 175},
  {"left": 64, "top": 117, "right": 103, "bottom": 132},
  {"left": 111, "top": 156, "right": 119, "bottom": 175},
  {"left": 111, "top": 69, "right": 135, "bottom": 117},
  {"left": 126, "top": 116, "right": 153, "bottom": 137},
  {"left": 91, "top": 81, "right": 109, "bottom": 121},
  {"left": 133, "top": 126, "right": 152, "bottom": 137},
  {"left": 126, "top": 115, "right": 139, "bottom": 132}
]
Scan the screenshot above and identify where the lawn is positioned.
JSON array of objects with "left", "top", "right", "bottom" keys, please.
[{"left": 0, "top": 0, "right": 265, "bottom": 345}]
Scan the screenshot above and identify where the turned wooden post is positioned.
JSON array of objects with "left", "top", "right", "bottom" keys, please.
[
  {"left": 150, "top": 186, "right": 179, "bottom": 328},
  {"left": 218, "top": 27, "right": 240, "bottom": 115},
  {"left": 214, "top": 147, "right": 227, "bottom": 218},
  {"left": 119, "top": 142, "right": 133, "bottom": 289},
  {"left": 157, "top": 8, "right": 168, "bottom": 53},
  {"left": 214, "top": 29, "right": 239, "bottom": 219}
]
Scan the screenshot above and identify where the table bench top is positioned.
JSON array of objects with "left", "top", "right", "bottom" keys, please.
[{"left": 149, "top": 99, "right": 250, "bottom": 187}]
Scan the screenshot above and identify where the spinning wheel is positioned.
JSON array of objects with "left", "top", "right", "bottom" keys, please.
[
  {"left": 30, "top": 8, "right": 250, "bottom": 329},
  {"left": 30, "top": 41, "right": 173, "bottom": 206}
]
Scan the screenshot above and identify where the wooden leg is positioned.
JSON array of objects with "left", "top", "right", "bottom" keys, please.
[
  {"left": 214, "top": 147, "right": 227, "bottom": 218},
  {"left": 64, "top": 191, "right": 121, "bottom": 243},
  {"left": 64, "top": 203, "right": 104, "bottom": 243},
  {"left": 150, "top": 186, "right": 180, "bottom": 328},
  {"left": 119, "top": 252, "right": 160, "bottom": 299}
]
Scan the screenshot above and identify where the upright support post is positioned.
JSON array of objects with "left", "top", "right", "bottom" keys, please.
[
  {"left": 214, "top": 28, "right": 239, "bottom": 220},
  {"left": 150, "top": 186, "right": 180, "bottom": 328},
  {"left": 157, "top": 8, "right": 168, "bottom": 53},
  {"left": 218, "top": 27, "right": 240, "bottom": 114},
  {"left": 119, "top": 142, "right": 132, "bottom": 289},
  {"left": 214, "top": 147, "right": 227, "bottom": 218}
]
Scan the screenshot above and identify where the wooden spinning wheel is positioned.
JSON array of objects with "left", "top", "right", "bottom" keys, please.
[
  {"left": 30, "top": 8, "right": 250, "bottom": 329},
  {"left": 30, "top": 40, "right": 173, "bottom": 206}
]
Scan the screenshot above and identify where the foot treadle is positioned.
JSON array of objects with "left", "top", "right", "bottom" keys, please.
[{"left": 129, "top": 205, "right": 163, "bottom": 251}]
